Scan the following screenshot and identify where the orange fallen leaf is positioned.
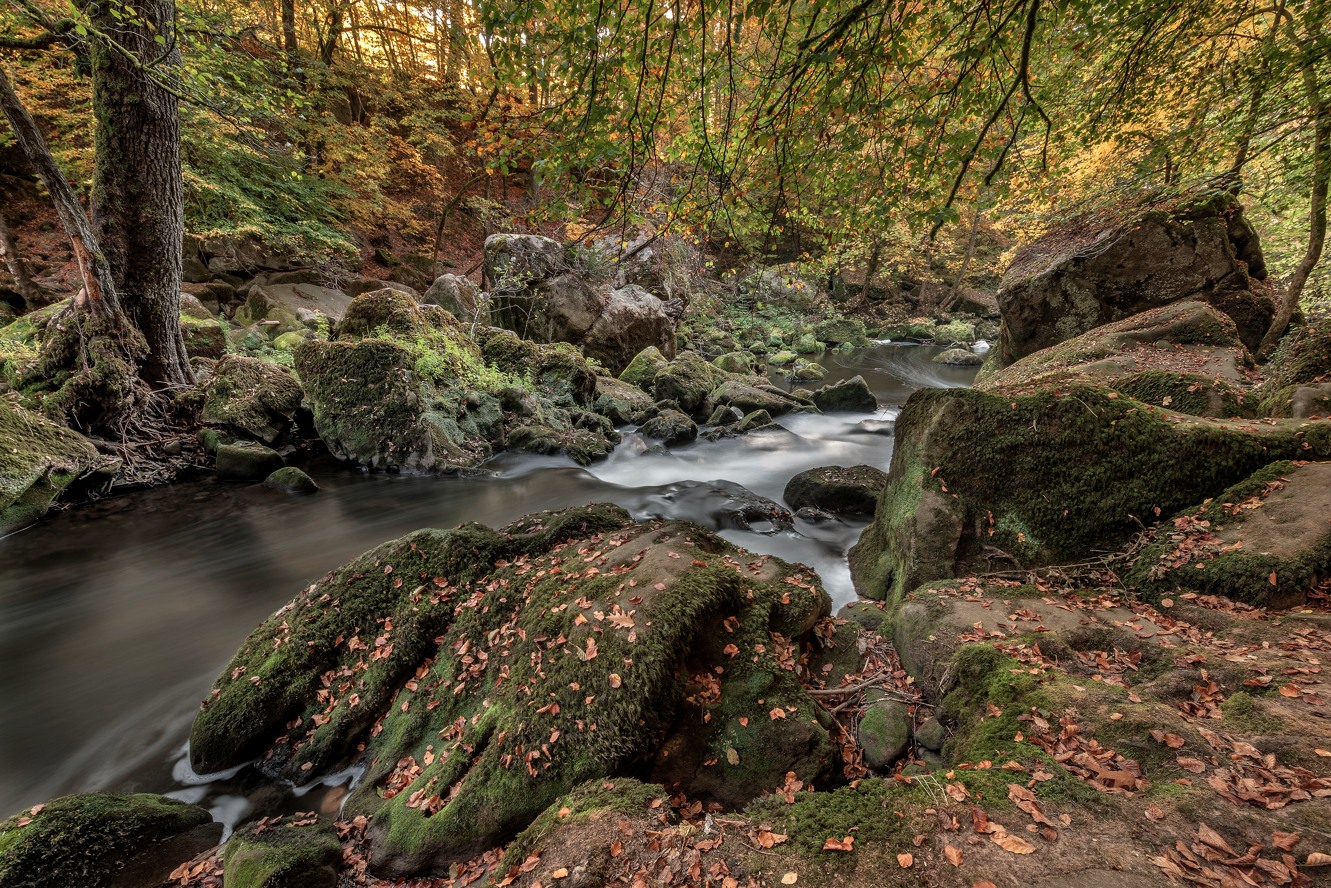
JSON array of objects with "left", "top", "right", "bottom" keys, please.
[
  {"left": 769, "top": 708, "right": 787, "bottom": 720},
  {"left": 1279, "top": 684, "right": 1302, "bottom": 697},
  {"left": 608, "top": 673, "right": 622, "bottom": 688},
  {"left": 945, "top": 845, "right": 964, "bottom": 866},
  {"left": 781, "top": 874, "right": 798, "bottom": 885},
  {"left": 1306, "top": 852, "right": 1331, "bottom": 866},
  {"left": 1272, "top": 831, "right": 1300, "bottom": 851},
  {"left": 897, "top": 853, "right": 914, "bottom": 868},
  {"left": 992, "top": 831, "right": 1036, "bottom": 854},
  {"left": 822, "top": 836, "right": 854, "bottom": 852}
]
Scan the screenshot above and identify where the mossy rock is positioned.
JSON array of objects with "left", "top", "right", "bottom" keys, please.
[
  {"left": 849, "top": 383, "right": 1331, "bottom": 602},
  {"left": 810, "top": 376, "right": 876, "bottom": 413},
  {"left": 617, "top": 346, "right": 669, "bottom": 390},
  {"left": 790, "top": 360, "right": 826, "bottom": 381},
  {"left": 201, "top": 355, "right": 303, "bottom": 445},
  {"left": 980, "top": 302, "right": 1256, "bottom": 418},
  {"left": 498, "top": 779, "right": 665, "bottom": 875},
  {"left": 932, "top": 347, "right": 982, "bottom": 367},
  {"left": 738, "top": 409, "right": 773, "bottom": 432},
  {"left": 711, "top": 380, "right": 803, "bottom": 417},
  {"left": 476, "top": 328, "right": 596, "bottom": 407},
  {"left": 0, "top": 400, "right": 111, "bottom": 533},
  {"left": 639, "top": 408, "right": 697, "bottom": 445},
  {"left": 813, "top": 317, "right": 867, "bottom": 346},
  {"left": 0, "top": 793, "right": 217, "bottom": 888},
  {"left": 792, "top": 333, "right": 825, "bottom": 355},
  {"left": 858, "top": 698, "right": 911, "bottom": 770},
  {"left": 713, "top": 351, "right": 756, "bottom": 374},
  {"left": 216, "top": 441, "right": 284, "bottom": 481},
  {"left": 591, "top": 376, "right": 654, "bottom": 425},
  {"left": 768, "top": 350, "right": 799, "bottom": 367},
  {"left": 877, "top": 319, "right": 936, "bottom": 341},
  {"left": 181, "top": 315, "right": 228, "bottom": 360},
  {"left": 1125, "top": 460, "right": 1331, "bottom": 608},
  {"left": 190, "top": 505, "right": 833, "bottom": 878},
  {"left": 653, "top": 351, "right": 726, "bottom": 415},
  {"left": 262, "top": 466, "right": 319, "bottom": 494},
  {"left": 1262, "top": 316, "right": 1331, "bottom": 391},
  {"left": 784, "top": 465, "right": 886, "bottom": 516},
  {"left": 222, "top": 815, "right": 341, "bottom": 888}
]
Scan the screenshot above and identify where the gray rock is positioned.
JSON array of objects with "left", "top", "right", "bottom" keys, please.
[
  {"left": 262, "top": 466, "right": 319, "bottom": 494},
  {"left": 784, "top": 465, "right": 887, "bottom": 516},
  {"left": 932, "top": 347, "right": 984, "bottom": 366},
  {"left": 858, "top": 697, "right": 911, "bottom": 770},
  {"left": 639, "top": 409, "right": 697, "bottom": 445},
  {"left": 216, "top": 441, "right": 284, "bottom": 481},
  {"left": 424, "top": 273, "right": 488, "bottom": 326},
  {"left": 914, "top": 716, "right": 947, "bottom": 752},
  {"left": 738, "top": 409, "right": 773, "bottom": 432},
  {"left": 811, "top": 375, "right": 877, "bottom": 412}
]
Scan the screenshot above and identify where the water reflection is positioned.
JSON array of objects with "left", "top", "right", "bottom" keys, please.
[{"left": 0, "top": 343, "right": 977, "bottom": 816}]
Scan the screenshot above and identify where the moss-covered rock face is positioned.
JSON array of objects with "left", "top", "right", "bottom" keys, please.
[
  {"left": 653, "top": 351, "right": 726, "bottom": 416},
  {"left": 201, "top": 355, "right": 304, "bottom": 445},
  {"left": 221, "top": 815, "right": 341, "bottom": 888},
  {"left": 979, "top": 302, "right": 1258, "bottom": 418},
  {"left": 190, "top": 505, "right": 832, "bottom": 878},
  {"left": 296, "top": 291, "right": 615, "bottom": 470},
  {"left": 181, "top": 314, "right": 228, "bottom": 360},
  {"left": 810, "top": 375, "right": 877, "bottom": 413},
  {"left": 997, "top": 193, "right": 1273, "bottom": 365},
  {"left": 0, "top": 793, "right": 216, "bottom": 888},
  {"left": 849, "top": 384, "right": 1331, "bottom": 602},
  {"left": 0, "top": 400, "right": 112, "bottom": 532},
  {"left": 591, "top": 376, "right": 654, "bottom": 425},
  {"left": 1256, "top": 316, "right": 1331, "bottom": 417},
  {"left": 1126, "top": 460, "right": 1331, "bottom": 607},
  {"left": 639, "top": 408, "right": 698, "bottom": 445},
  {"left": 617, "top": 346, "right": 669, "bottom": 390}
]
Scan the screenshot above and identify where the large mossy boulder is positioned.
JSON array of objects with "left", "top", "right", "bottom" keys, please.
[
  {"left": 0, "top": 793, "right": 218, "bottom": 888},
  {"left": 712, "top": 379, "right": 806, "bottom": 417},
  {"left": 979, "top": 301, "right": 1258, "bottom": 418},
  {"left": 423, "top": 274, "right": 487, "bottom": 326},
  {"left": 201, "top": 354, "right": 304, "bottom": 444},
  {"left": 849, "top": 384, "right": 1331, "bottom": 602},
  {"left": 997, "top": 192, "right": 1273, "bottom": 366},
  {"left": 190, "top": 505, "right": 834, "bottom": 878},
  {"left": 0, "top": 400, "right": 111, "bottom": 532},
  {"left": 592, "top": 376, "right": 654, "bottom": 425},
  {"left": 295, "top": 290, "right": 531, "bottom": 471},
  {"left": 475, "top": 327, "right": 596, "bottom": 407},
  {"left": 810, "top": 375, "right": 877, "bottom": 413},
  {"left": 483, "top": 235, "right": 678, "bottom": 374},
  {"left": 1126, "top": 460, "right": 1331, "bottom": 608},
  {"left": 1257, "top": 316, "right": 1331, "bottom": 417}
]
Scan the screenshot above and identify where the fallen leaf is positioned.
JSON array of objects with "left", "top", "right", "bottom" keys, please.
[
  {"left": 1272, "top": 831, "right": 1300, "bottom": 851},
  {"left": 552, "top": 868, "right": 569, "bottom": 879},
  {"left": 822, "top": 836, "right": 854, "bottom": 852},
  {"left": 992, "top": 831, "right": 1036, "bottom": 854},
  {"left": 945, "top": 845, "right": 964, "bottom": 866},
  {"left": 608, "top": 673, "right": 622, "bottom": 688},
  {"left": 1307, "top": 852, "right": 1331, "bottom": 866},
  {"left": 1145, "top": 804, "right": 1164, "bottom": 822},
  {"left": 781, "top": 874, "right": 798, "bottom": 885},
  {"left": 897, "top": 853, "right": 914, "bottom": 868}
]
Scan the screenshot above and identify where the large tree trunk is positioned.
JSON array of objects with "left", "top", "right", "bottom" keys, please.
[
  {"left": 282, "top": 0, "right": 299, "bottom": 65},
  {"left": 0, "top": 65, "right": 120, "bottom": 316},
  {"left": 0, "top": 208, "right": 46, "bottom": 307},
  {"left": 87, "top": 0, "right": 192, "bottom": 387}
]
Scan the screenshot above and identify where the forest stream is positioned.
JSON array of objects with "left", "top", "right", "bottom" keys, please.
[{"left": 0, "top": 342, "right": 980, "bottom": 833}]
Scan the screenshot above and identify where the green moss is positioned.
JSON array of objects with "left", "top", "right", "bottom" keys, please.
[
  {"left": 499, "top": 779, "right": 663, "bottom": 870},
  {"left": 0, "top": 793, "right": 212, "bottom": 888},
  {"left": 745, "top": 778, "right": 923, "bottom": 860},
  {"left": 1263, "top": 317, "right": 1331, "bottom": 391},
  {"left": 853, "top": 384, "right": 1331, "bottom": 601},
  {"left": 0, "top": 400, "right": 107, "bottom": 532},
  {"left": 1113, "top": 370, "right": 1252, "bottom": 417},
  {"left": 222, "top": 816, "right": 341, "bottom": 888},
  {"left": 618, "top": 346, "right": 669, "bottom": 390},
  {"left": 1219, "top": 691, "right": 1282, "bottom": 733}
]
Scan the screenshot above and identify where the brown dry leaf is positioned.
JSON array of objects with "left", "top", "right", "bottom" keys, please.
[
  {"left": 992, "top": 831, "right": 1036, "bottom": 854},
  {"left": 946, "top": 782, "right": 969, "bottom": 802},
  {"left": 822, "top": 836, "right": 855, "bottom": 852},
  {"left": 973, "top": 883, "right": 999, "bottom": 888},
  {"left": 1315, "top": 748, "right": 1331, "bottom": 757},
  {"left": 1279, "top": 684, "right": 1302, "bottom": 697},
  {"left": 752, "top": 828, "right": 788, "bottom": 849},
  {"left": 1145, "top": 804, "right": 1165, "bottom": 822},
  {"left": 1307, "top": 852, "right": 1331, "bottom": 866},
  {"left": 608, "top": 673, "right": 622, "bottom": 688},
  {"left": 1272, "top": 831, "right": 1300, "bottom": 851},
  {"left": 1176, "top": 756, "right": 1207, "bottom": 774},
  {"left": 897, "top": 853, "right": 914, "bottom": 868},
  {"left": 769, "top": 708, "right": 787, "bottom": 720},
  {"left": 552, "top": 868, "right": 569, "bottom": 879},
  {"left": 945, "top": 845, "right": 964, "bottom": 867},
  {"left": 781, "top": 874, "right": 799, "bottom": 885}
]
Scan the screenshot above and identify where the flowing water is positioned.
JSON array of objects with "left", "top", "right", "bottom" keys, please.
[{"left": 0, "top": 342, "right": 979, "bottom": 822}]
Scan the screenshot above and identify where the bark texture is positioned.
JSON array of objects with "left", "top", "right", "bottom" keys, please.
[{"left": 87, "top": 0, "right": 192, "bottom": 387}]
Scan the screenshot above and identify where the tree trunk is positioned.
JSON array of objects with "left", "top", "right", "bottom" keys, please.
[
  {"left": 0, "top": 64, "right": 120, "bottom": 316},
  {"left": 1259, "top": 6, "right": 1330, "bottom": 358},
  {"left": 0, "top": 208, "right": 46, "bottom": 307},
  {"left": 282, "top": 0, "right": 298, "bottom": 65},
  {"left": 86, "top": 0, "right": 192, "bottom": 387}
]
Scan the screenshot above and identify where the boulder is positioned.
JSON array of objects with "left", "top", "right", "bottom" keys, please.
[
  {"left": 810, "top": 375, "right": 877, "bottom": 413},
  {"left": 858, "top": 697, "right": 912, "bottom": 770},
  {"left": 477, "top": 328, "right": 597, "bottom": 407},
  {"left": 931, "top": 347, "right": 982, "bottom": 367},
  {"left": 849, "top": 384, "right": 1331, "bottom": 602},
  {"left": 712, "top": 351, "right": 756, "bottom": 374},
  {"left": 0, "top": 793, "right": 218, "bottom": 888},
  {"left": 738, "top": 265, "right": 819, "bottom": 309},
  {"left": 592, "top": 376, "right": 655, "bottom": 425},
  {"left": 933, "top": 321, "right": 976, "bottom": 344},
  {"left": 978, "top": 301, "right": 1257, "bottom": 418},
  {"left": 711, "top": 380, "right": 804, "bottom": 417},
  {"left": 423, "top": 273, "right": 487, "bottom": 326},
  {"left": 652, "top": 351, "right": 725, "bottom": 416},
  {"left": 201, "top": 355, "right": 303, "bottom": 444},
  {"left": 246, "top": 283, "right": 351, "bottom": 323},
  {"left": 639, "top": 408, "right": 697, "bottom": 445},
  {"left": 0, "top": 400, "right": 112, "bottom": 532},
  {"left": 262, "top": 466, "right": 319, "bottom": 494},
  {"left": 789, "top": 360, "right": 826, "bottom": 382},
  {"left": 216, "top": 441, "right": 284, "bottom": 481},
  {"left": 189, "top": 505, "right": 834, "bottom": 877},
  {"left": 643, "top": 480, "right": 794, "bottom": 533},
  {"left": 738, "top": 409, "right": 773, "bottom": 432},
  {"left": 813, "top": 317, "right": 867, "bottom": 346},
  {"left": 996, "top": 192, "right": 1273, "bottom": 365},
  {"left": 1257, "top": 316, "right": 1331, "bottom": 417},
  {"left": 181, "top": 315, "right": 227, "bottom": 360},
  {"left": 618, "top": 346, "right": 670, "bottom": 390},
  {"left": 484, "top": 235, "right": 677, "bottom": 374},
  {"left": 784, "top": 465, "right": 887, "bottom": 516}
]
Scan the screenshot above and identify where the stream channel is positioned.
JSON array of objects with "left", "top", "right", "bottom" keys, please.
[{"left": 0, "top": 342, "right": 979, "bottom": 827}]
